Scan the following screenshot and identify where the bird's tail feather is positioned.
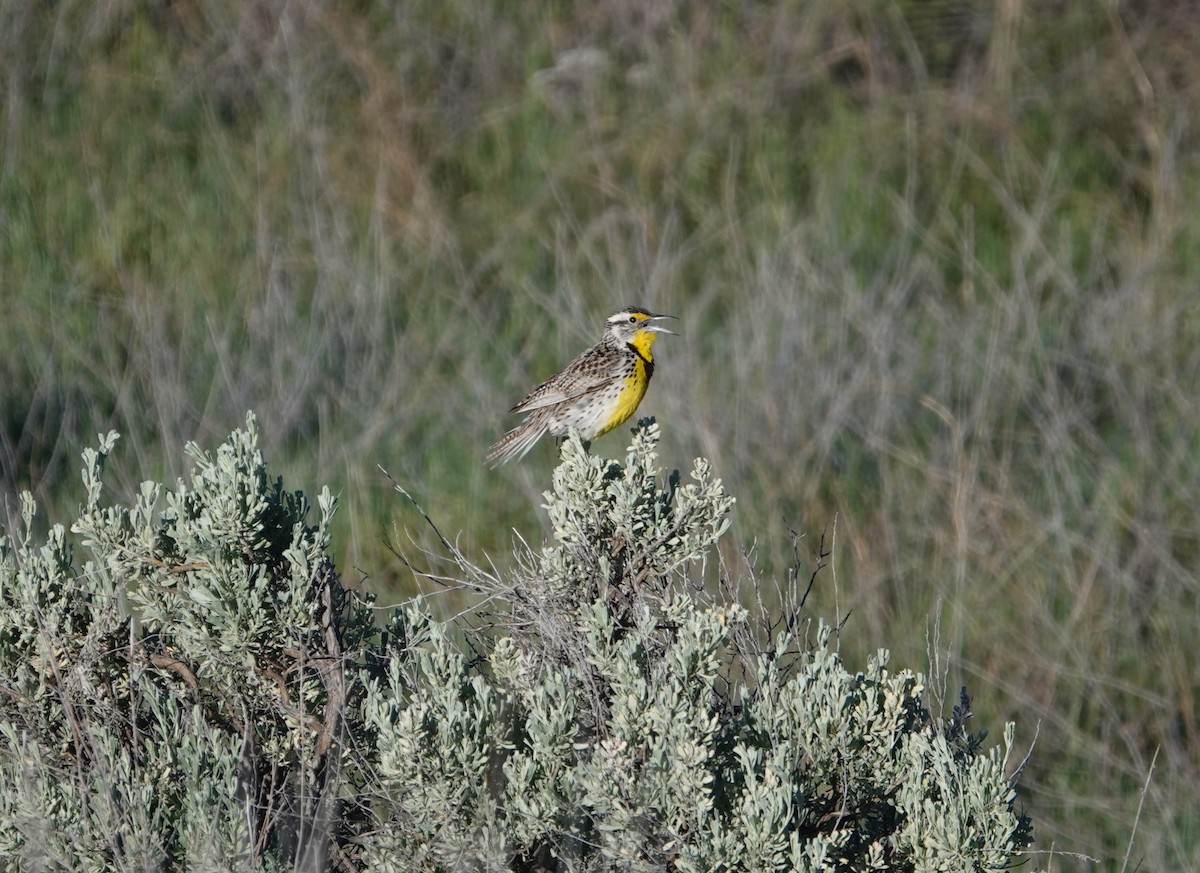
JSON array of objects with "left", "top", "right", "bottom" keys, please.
[{"left": 486, "top": 419, "right": 548, "bottom": 467}]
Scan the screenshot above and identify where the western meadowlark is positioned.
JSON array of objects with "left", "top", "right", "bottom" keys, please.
[{"left": 487, "top": 305, "right": 676, "bottom": 466}]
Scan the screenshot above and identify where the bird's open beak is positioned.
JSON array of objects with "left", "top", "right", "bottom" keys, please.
[{"left": 646, "top": 313, "right": 677, "bottom": 335}]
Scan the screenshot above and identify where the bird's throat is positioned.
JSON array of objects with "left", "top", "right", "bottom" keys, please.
[{"left": 626, "top": 331, "right": 658, "bottom": 364}]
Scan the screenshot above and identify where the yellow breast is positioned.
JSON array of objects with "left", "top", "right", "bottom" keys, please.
[{"left": 597, "top": 357, "right": 651, "bottom": 437}]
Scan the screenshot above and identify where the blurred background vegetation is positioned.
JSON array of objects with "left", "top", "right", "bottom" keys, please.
[{"left": 1, "top": 0, "right": 1197, "bottom": 868}]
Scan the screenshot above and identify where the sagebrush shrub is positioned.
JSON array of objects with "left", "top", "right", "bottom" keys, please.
[
  {"left": 0, "top": 416, "right": 374, "bottom": 871},
  {"left": 0, "top": 416, "right": 1033, "bottom": 871},
  {"left": 360, "top": 425, "right": 1034, "bottom": 872}
]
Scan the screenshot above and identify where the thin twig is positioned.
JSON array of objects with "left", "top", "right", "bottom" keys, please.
[{"left": 1120, "top": 745, "right": 1159, "bottom": 873}]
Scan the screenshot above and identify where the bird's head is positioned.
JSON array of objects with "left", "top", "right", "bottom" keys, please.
[{"left": 605, "top": 306, "right": 676, "bottom": 357}]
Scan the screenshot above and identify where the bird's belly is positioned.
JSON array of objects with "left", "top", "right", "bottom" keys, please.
[
  {"left": 547, "top": 361, "right": 650, "bottom": 441},
  {"left": 597, "top": 368, "right": 649, "bottom": 437}
]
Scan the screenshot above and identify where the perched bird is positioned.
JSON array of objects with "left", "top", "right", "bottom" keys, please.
[{"left": 487, "top": 306, "right": 676, "bottom": 466}]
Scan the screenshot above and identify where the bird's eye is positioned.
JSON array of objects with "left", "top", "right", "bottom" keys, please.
[{"left": 628, "top": 316, "right": 638, "bottom": 324}]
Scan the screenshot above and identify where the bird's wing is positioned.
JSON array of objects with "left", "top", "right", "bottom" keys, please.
[
  {"left": 508, "top": 352, "right": 612, "bottom": 414},
  {"left": 510, "top": 386, "right": 572, "bottom": 413}
]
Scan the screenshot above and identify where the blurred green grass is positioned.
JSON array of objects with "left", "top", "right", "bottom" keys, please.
[{"left": 3, "top": 0, "right": 1199, "bottom": 868}]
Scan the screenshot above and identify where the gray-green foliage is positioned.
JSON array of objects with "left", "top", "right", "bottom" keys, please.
[
  {"left": 0, "top": 416, "right": 1033, "bottom": 871},
  {"left": 0, "top": 414, "right": 373, "bottom": 871},
  {"left": 542, "top": 423, "right": 735, "bottom": 595},
  {"left": 361, "top": 424, "right": 1034, "bottom": 872}
]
